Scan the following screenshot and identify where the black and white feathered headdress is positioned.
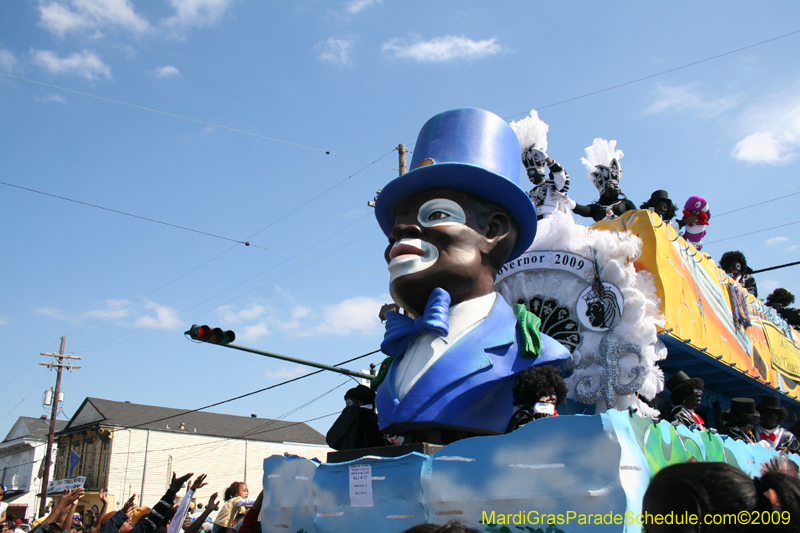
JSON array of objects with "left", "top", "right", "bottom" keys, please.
[
  {"left": 510, "top": 110, "right": 549, "bottom": 180},
  {"left": 581, "top": 138, "right": 624, "bottom": 194}
]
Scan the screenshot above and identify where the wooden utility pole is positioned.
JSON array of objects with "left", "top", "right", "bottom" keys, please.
[
  {"left": 38, "top": 337, "right": 81, "bottom": 517},
  {"left": 397, "top": 143, "right": 408, "bottom": 176}
]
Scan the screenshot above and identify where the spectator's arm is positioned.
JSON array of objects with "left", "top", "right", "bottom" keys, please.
[
  {"left": 237, "top": 492, "right": 262, "bottom": 533},
  {"left": 43, "top": 489, "right": 84, "bottom": 526},
  {"left": 182, "top": 494, "right": 217, "bottom": 533},
  {"left": 166, "top": 488, "right": 195, "bottom": 533},
  {"left": 93, "top": 490, "right": 109, "bottom": 530},
  {"left": 135, "top": 473, "right": 191, "bottom": 533},
  {"left": 233, "top": 498, "right": 256, "bottom": 508}
]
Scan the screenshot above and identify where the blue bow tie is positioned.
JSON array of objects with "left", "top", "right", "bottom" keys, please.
[{"left": 381, "top": 288, "right": 451, "bottom": 357}]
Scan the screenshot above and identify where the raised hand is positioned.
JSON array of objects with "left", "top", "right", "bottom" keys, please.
[
  {"left": 122, "top": 494, "right": 137, "bottom": 515},
  {"left": 190, "top": 474, "right": 208, "bottom": 492},
  {"left": 170, "top": 472, "right": 193, "bottom": 492},
  {"left": 205, "top": 493, "right": 219, "bottom": 513}
]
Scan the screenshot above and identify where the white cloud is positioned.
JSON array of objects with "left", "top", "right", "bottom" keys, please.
[
  {"left": 35, "top": 94, "right": 68, "bottom": 104},
  {"left": 264, "top": 365, "right": 309, "bottom": 380},
  {"left": 154, "top": 65, "right": 181, "bottom": 78},
  {"left": 31, "top": 49, "right": 112, "bottom": 81},
  {"left": 38, "top": 307, "right": 78, "bottom": 322},
  {"left": 732, "top": 131, "right": 798, "bottom": 165},
  {"left": 645, "top": 84, "right": 739, "bottom": 117},
  {"left": 162, "top": 0, "right": 234, "bottom": 29},
  {"left": 0, "top": 49, "right": 18, "bottom": 73},
  {"left": 38, "top": 0, "right": 150, "bottom": 37},
  {"left": 317, "top": 37, "right": 354, "bottom": 65},
  {"left": 344, "top": 0, "right": 381, "bottom": 14},
  {"left": 786, "top": 245, "right": 799, "bottom": 252},
  {"left": 0, "top": 315, "right": 7, "bottom": 326},
  {"left": 731, "top": 87, "right": 800, "bottom": 165},
  {"left": 382, "top": 35, "right": 501, "bottom": 63},
  {"left": 313, "top": 296, "right": 384, "bottom": 336},
  {"left": 85, "top": 298, "right": 132, "bottom": 318},
  {"left": 134, "top": 301, "right": 182, "bottom": 330},
  {"left": 239, "top": 322, "right": 272, "bottom": 341},
  {"left": 766, "top": 236, "right": 790, "bottom": 246}
]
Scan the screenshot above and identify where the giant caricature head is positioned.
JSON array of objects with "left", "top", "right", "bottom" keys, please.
[{"left": 374, "top": 109, "right": 537, "bottom": 316}]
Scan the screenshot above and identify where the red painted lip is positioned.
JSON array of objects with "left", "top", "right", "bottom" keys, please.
[{"left": 389, "top": 242, "right": 425, "bottom": 261}]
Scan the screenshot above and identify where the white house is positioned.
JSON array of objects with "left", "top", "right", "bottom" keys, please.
[
  {"left": 0, "top": 416, "right": 68, "bottom": 521},
  {"left": 50, "top": 398, "right": 330, "bottom": 513}
]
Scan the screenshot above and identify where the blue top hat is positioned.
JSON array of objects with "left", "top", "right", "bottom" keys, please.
[{"left": 374, "top": 108, "right": 537, "bottom": 262}]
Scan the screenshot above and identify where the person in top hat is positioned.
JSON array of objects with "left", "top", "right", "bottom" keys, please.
[
  {"left": 666, "top": 371, "right": 706, "bottom": 430},
  {"left": 372, "top": 108, "right": 571, "bottom": 443},
  {"left": 572, "top": 138, "right": 636, "bottom": 222},
  {"left": 326, "top": 385, "right": 385, "bottom": 450},
  {"left": 640, "top": 190, "right": 701, "bottom": 231},
  {"left": 754, "top": 395, "right": 800, "bottom": 453},
  {"left": 721, "top": 397, "right": 759, "bottom": 443}
]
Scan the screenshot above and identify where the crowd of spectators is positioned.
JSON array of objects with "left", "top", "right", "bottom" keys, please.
[{"left": 7, "top": 474, "right": 262, "bottom": 533}]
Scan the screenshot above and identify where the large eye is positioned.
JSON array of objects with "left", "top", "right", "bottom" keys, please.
[{"left": 418, "top": 198, "right": 467, "bottom": 227}]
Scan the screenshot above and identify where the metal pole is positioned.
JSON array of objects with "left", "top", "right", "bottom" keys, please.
[{"left": 223, "top": 343, "right": 373, "bottom": 380}]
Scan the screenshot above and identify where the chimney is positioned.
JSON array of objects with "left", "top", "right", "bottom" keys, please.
[{"left": 40, "top": 415, "right": 47, "bottom": 420}]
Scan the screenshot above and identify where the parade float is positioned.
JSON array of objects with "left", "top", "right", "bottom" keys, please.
[{"left": 251, "top": 109, "right": 800, "bottom": 533}]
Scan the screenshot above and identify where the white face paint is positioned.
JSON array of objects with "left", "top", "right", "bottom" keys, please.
[
  {"left": 388, "top": 238, "right": 439, "bottom": 281},
  {"left": 533, "top": 402, "right": 556, "bottom": 415},
  {"left": 417, "top": 198, "right": 467, "bottom": 227},
  {"left": 387, "top": 198, "right": 467, "bottom": 281}
]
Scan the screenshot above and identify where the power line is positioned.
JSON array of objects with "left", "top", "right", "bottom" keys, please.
[
  {"left": 705, "top": 219, "right": 800, "bottom": 245},
  {"left": 504, "top": 28, "right": 800, "bottom": 119},
  {"left": 0, "top": 181, "right": 386, "bottom": 279},
  {"left": 0, "top": 73, "right": 395, "bottom": 170},
  {"left": 751, "top": 260, "right": 800, "bottom": 275},
  {"left": 69, "top": 221, "right": 380, "bottom": 354},
  {"left": 714, "top": 192, "right": 800, "bottom": 218}
]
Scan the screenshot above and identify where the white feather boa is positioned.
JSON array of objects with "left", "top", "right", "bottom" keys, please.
[{"left": 496, "top": 211, "right": 665, "bottom": 418}]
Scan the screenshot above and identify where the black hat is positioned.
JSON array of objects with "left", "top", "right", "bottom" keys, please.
[
  {"left": 666, "top": 371, "right": 704, "bottom": 392},
  {"left": 647, "top": 190, "right": 672, "bottom": 203},
  {"left": 759, "top": 395, "right": 782, "bottom": 410},
  {"left": 729, "top": 397, "right": 757, "bottom": 416},
  {"left": 345, "top": 384, "right": 375, "bottom": 404}
]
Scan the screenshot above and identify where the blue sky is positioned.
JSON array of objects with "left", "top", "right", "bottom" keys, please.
[{"left": 2, "top": 1, "right": 800, "bottom": 440}]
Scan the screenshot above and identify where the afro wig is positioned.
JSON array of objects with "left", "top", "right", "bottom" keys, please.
[{"left": 512, "top": 365, "right": 567, "bottom": 407}]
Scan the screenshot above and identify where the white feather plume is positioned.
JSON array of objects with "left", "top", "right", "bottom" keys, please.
[
  {"left": 510, "top": 110, "right": 549, "bottom": 154},
  {"left": 580, "top": 138, "right": 624, "bottom": 174}
]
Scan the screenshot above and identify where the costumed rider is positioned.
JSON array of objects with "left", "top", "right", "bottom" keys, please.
[
  {"left": 719, "top": 251, "right": 758, "bottom": 298},
  {"left": 572, "top": 138, "right": 636, "bottom": 222},
  {"left": 510, "top": 110, "right": 575, "bottom": 219},
  {"left": 505, "top": 365, "right": 567, "bottom": 432},
  {"left": 326, "top": 384, "right": 386, "bottom": 451},
  {"left": 721, "top": 397, "right": 759, "bottom": 443},
  {"left": 371, "top": 108, "right": 571, "bottom": 445},
  {"left": 766, "top": 288, "right": 800, "bottom": 328},
  {"left": 640, "top": 190, "right": 701, "bottom": 232},
  {"left": 754, "top": 394, "right": 800, "bottom": 453},
  {"left": 665, "top": 371, "right": 706, "bottom": 430}
]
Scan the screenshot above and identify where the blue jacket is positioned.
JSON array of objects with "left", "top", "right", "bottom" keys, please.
[{"left": 375, "top": 296, "right": 570, "bottom": 435}]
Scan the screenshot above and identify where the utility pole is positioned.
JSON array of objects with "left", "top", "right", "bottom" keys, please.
[
  {"left": 38, "top": 337, "right": 81, "bottom": 517},
  {"left": 397, "top": 143, "right": 408, "bottom": 176}
]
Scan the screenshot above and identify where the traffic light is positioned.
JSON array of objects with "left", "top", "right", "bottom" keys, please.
[{"left": 185, "top": 324, "right": 235, "bottom": 345}]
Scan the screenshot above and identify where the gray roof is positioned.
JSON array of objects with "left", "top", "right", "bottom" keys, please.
[
  {"left": 3, "top": 417, "right": 68, "bottom": 442},
  {"left": 60, "top": 397, "right": 326, "bottom": 445}
]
